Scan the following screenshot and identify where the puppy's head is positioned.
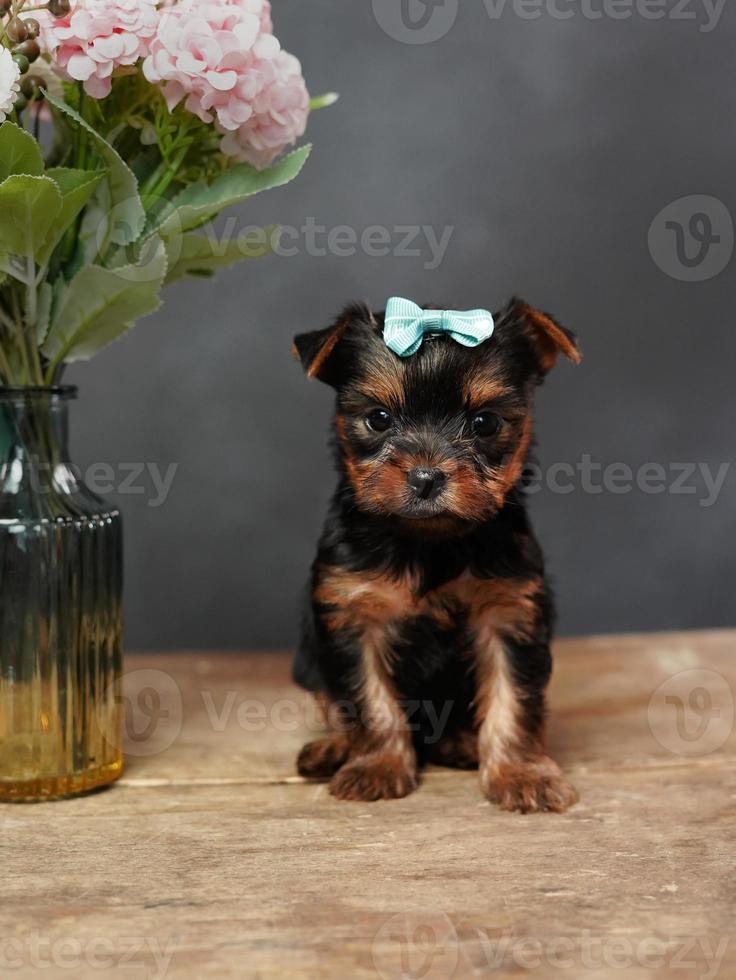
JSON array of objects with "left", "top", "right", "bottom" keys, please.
[{"left": 294, "top": 299, "right": 581, "bottom": 533}]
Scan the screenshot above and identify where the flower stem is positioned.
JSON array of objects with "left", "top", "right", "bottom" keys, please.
[
  {"left": 138, "top": 160, "right": 168, "bottom": 212},
  {"left": 58, "top": 85, "right": 89, "bottom": 270},
  {"left": 76, "top": 88, "right": 88, "bottom": 169},
  {"left": 0, "top": 304, "right": 15, "bottom": 333},
  {"left": 152, "top": 143, "right": 190, "bottom": 198},
  {"left": 10, "top": 287, "right": 32, "bottom": 385},
  {"left": 44, "top": 346, "right": 66, "bottom": 387},
  {"left": 0, "top": 301, "right": 15, "bottom": 382},
  {"left": 140, "top": 141, "right": 191, "bottom": 212},
  {"left": 25, "top": 257, "right": 44, "bottom": 385},
  {"left": 25, "top": 257, "right": 37, "bottom": 325},
  {"left": 0, "top": 340, "right": 12, "bottom": 384}
]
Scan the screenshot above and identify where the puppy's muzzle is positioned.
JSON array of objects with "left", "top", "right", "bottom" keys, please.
[{"left": 406, "top": 467, "right": 446, "bottom": 501}]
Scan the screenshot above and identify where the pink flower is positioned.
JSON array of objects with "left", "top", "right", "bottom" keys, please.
[
  {"left": 160, "top": 0, "right": 272, "bottom": 28},
  {"left": 39, "top": 0, "right": 159, "bottom": 99},
  {"left": 40, "top": 0, "right": 159, "bottom": 99},
  {"left": 143, "top": 2, "right": 261, "bottom": 130},
  {"left": 227, "top": 0, "right": 273, "bottom": 33},
  {"left": 143, "top": 0, "right": 309, "bottom": 167},
  {"left": 219, "top": 50, "right": 309, "bottom": 169}
]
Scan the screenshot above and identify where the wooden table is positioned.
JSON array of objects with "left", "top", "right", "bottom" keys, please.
[{"left": 2, "top": 631, "right": 735, "bottom": 979}]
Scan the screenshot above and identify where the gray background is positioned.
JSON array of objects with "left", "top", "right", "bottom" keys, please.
[{"left": 67, "top": 0, "right": 736, "bottom": 651}]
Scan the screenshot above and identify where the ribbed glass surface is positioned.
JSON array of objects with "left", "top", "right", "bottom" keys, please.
[{"left": 0, "top": 388, "right": 123, "bottom": 801}]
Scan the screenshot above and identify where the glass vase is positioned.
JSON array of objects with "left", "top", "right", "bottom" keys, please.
[{"left": 0, "top": 387, "right": 123, "bottom": 801}]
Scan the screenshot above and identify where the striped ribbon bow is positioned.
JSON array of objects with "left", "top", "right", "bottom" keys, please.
[{"left": 383, "top": 297, "right": 495, "bottom": 357}]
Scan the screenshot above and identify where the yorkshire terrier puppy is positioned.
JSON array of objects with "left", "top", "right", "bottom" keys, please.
[{"left": 292, "top": 297, "right": 581, "bottom": 811}]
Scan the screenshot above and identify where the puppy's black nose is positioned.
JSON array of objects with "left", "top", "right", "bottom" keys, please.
[{"left": 407, "top": 467, "right": 446, "bottom": 501}]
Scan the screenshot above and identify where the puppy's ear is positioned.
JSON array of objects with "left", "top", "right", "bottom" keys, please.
[
  {"left": 293, "top": 303, "right": 376, "bottom": 386},
  {"left": 509, "top": 298, "right": 582, "bottom": 375},
  {"left": 293, "top": 317, "right": 350, "bottom": 384}
]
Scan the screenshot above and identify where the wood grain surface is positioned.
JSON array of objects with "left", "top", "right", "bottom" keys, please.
[{"left": 2, "top": 631, "right": 735, "bottom": 979}]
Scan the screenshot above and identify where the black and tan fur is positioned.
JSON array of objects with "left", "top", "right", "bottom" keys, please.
[{"left": 292, "top": 298, "right": 581, "bottom": 811}]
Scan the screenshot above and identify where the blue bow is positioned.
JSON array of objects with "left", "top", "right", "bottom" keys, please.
[{"left": 383, "top": 297, "right": 495, "bottom": 358}]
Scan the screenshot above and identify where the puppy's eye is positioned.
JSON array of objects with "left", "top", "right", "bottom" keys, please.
[
  {"left": 365, "top": 408, "right": 393, "bottom": 433},
  {"left": 471, "top": 411, "right": 502, "bottom": 438}
]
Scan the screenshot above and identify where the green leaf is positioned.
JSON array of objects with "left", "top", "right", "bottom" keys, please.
[
  {"left": 36, "top": 167, "right": 106, "bottom": 266},
  {"left": 157, "top": 145, "right": 311, "bottom": 240},
  {"left": 45, "top": 92, "right": 145, "bottom": 247},
  {"left": 164, "top": 225, "right": 279, "bottom": 284},
  {"left": 0, "top": 175, "right": 63, "bottom": 258},
  {"left": 42, "top": 237, "right": 167, "bottom": 372},
  {"left": 0, "top": 122, "right": 44, "bottom": 181}
]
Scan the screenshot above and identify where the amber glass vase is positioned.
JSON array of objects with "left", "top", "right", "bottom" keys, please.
[{"left": 0, "top": 387, "right": 123, "bottom": 801}]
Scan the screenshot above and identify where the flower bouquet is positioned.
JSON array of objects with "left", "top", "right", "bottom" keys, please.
[
  {"left": 0, "top": 0, "right": 326, "bottom": 800},
  {"left": 0, "top": 0, "right": 323, "bottom": 385}
]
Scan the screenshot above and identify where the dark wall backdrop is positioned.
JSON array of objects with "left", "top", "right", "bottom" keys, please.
[{"left": 67, "top": 0, "right": 736, "bottom": 650}]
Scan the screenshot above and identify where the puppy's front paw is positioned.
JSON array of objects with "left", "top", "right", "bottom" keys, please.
[
  {"left": 329, "top": 753, "right": 418, "bottom": 802},
  {"left": 297, "top": 734, "right": 350, "bottom": 778},
  {"left": 482, "top": 757, "right": 578, "bottom": 814}
]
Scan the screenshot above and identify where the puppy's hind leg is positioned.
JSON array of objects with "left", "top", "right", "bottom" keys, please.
[
  {"left": 295, "top": 692, "right": 350, "bottom": 779},
  {"left": 298, "top": 732, "right": 352, "bottom": 779}
]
